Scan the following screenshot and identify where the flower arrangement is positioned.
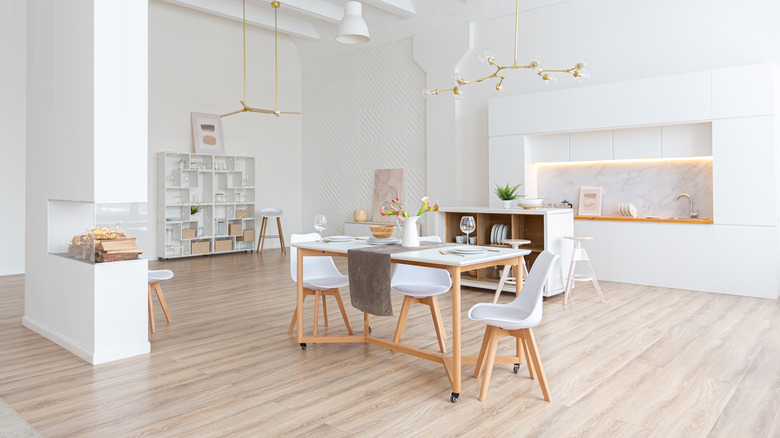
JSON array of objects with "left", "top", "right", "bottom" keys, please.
[
  {"left": 380, "top": 196, "right": 440, "bottom": 223},
  {"left": 190, "top": 205, "right": 203, "bottom": 215}
]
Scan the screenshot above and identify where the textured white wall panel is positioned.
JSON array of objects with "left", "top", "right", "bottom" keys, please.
[{"left": 302, "top": 40, "right": 427, "bottom": 235}]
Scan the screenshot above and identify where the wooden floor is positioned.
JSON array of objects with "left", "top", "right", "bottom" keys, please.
[{"left": 2, "top": 251, "right": 780, "bottom": 437}]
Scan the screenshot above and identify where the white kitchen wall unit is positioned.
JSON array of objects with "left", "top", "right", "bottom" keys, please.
[
  {"left": 613, "top": 127, "right": 661, "bottom": 160},
  {"left": 157, "top": 152, "right": 256, "bottom": 259},
  {"left": 488, "top": 135, "right": 533, "bottom": 209},
  {"left": 344, "top": 221, "right": 419, "bottom": 239},
  {"left": 569, "top": 130, "right": 613, "bottom": 161},
  {"left": 488, "top": 63, "right": 779, "bottom": 298},
  {"left": 661, "top": 123, "right": 712, "bottom": 158},
  {"left": 712, "top": 116, "right": 776, "bottom": 227},
  {"left": 436, "top": 207, "right": 573, "bottom": 297}
]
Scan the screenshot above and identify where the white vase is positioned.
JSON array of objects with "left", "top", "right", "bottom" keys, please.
[
  {"left": 401, "top": 216, "right": 420, "bottom": 247},
  {"left": 502, "top": 200, "right": 512, "bottom": 209}
]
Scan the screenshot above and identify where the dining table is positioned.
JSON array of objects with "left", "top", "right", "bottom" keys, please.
[{"left": 292, "top": 237, "right": 531, "bottom": 402}]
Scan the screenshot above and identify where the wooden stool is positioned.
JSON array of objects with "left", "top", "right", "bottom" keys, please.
[
  {"left": 257, "top": 208, "right": 286, "bottom": 254},
  {"left": 492, "top": 239, "right": 531, "bottom": 303},
  {"left": 562, "top": 236, "right": 605, "bottom": 305},
  {"left": 148, "top": 269, "right": 174, "bottom": 333}
]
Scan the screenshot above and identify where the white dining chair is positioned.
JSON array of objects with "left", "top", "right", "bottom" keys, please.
[
  {"left": 148, "top": 269, "right": 174, "bottom": 333},
  {"left": 392, "top": 236, "right": 452, "bottom": 353},
  {"left": 468, "top": 250, "right": 559, "bottom": 401},
  {"left": 288, "top": 233, "right": 353, "bottom": 336}
]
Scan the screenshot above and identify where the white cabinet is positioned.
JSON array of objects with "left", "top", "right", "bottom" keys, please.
[
  {"left": 712, "top": 116, "right": 776, "bottom": 227},
  {"left": 661, "top": 123, "right": 712, "bottom": 157},
  {"left": 712, "top": 64, "right": 776, "bottom": 119},
  {"left": 529, "top": 133, "right": 568, "bottom": 163},
  {"left": 157, "top": 152, "right": 257, "bottom": 259},
  {"left": 569, "top": 130, "right": 612, "bottom": 161},
  {"left": 613, "top": 126, "right": 661, "bottom": 160}
]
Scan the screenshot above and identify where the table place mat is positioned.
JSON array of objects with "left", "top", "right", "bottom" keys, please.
[{"left": 347, "top": 241, "right": 454, "bottom": 316}]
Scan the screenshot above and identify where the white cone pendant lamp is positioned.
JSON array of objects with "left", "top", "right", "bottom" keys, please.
[{"left": 337, "top": 1, "right": 370, "bottom": 44}]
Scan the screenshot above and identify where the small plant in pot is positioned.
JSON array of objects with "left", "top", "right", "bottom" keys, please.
[{"left": 494, "top": 182, "right": 522, "bottom": 208}]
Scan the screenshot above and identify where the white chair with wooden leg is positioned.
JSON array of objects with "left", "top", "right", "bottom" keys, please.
[
  {"left": 391, "top": 236, "right": 452, "bottom": 353},
  {"left": 287, "top": 233, "right": 353, "bottom": 336},
  {"left": 562, "top": 236, "right": 605, "bottom": 305},
  {"left": 257, "top": 208, "right": 286, "bottom": 254},
  {"left": 148, "top": 269, "right": 174, "bottom": 333},
  {"left": 469, "top": 251, "right": 559, "bottom": 402},
  {"left": 492, "top": 238, "right": 531, "bottom": 303}
]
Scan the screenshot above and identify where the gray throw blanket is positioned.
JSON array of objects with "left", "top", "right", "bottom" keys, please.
[{"left": 347, "top": 241, "right": 453, "bottom": 316}]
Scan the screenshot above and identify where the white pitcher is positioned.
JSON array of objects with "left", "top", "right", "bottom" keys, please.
[{"left": 401, "top": 215, "right": 420, "bottom": 247}]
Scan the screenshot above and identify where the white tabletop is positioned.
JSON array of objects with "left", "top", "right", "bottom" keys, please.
[{"left": 292, "top": 239, "right": 531, "bottom": 268}]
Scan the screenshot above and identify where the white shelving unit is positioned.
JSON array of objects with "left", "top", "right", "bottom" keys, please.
[{"left": 157, "top": 152, "right": 256, "bottom": 259}]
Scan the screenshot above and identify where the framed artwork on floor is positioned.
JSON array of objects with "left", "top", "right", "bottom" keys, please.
[
  {"left": 191, "top": 112, "right": 225, "bottom": 155},
  {"left": 578, "top": 186, "right": 603, "bottom": 216}
]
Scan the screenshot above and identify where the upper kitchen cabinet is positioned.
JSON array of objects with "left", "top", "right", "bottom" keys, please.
[
  {"left": 661, "top": 123, "right": 712, "bottom": 158},
  {"left": 569, "top": 130, "right": 613, "bottom": 161},
  {"left": 712, "top": 64, "right": 776, "bottom": 119},
  {"left": 613, "top": 127, "right": 661, "bottom": 160}
]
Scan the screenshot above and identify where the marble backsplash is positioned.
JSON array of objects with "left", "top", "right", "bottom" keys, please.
[{"left": 536, "top": 159, "right": 713, "bottom": 219}]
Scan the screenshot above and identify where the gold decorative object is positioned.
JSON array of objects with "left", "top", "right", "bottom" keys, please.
[
  {"left": 424, "top": 0, "right": 588, "bottom": 97},
  {"left": 369, "top": 225, "right": 396, "bottom": 239},
  {"left": 221, "top": 1, "right": 300, "bottom": 118}
]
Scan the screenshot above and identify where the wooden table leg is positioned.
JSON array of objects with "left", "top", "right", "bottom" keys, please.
[
  {"left": 296, "top": 248, "right": 305, "bottom": 348},
  {"left": 451, "top": 266, "right": 462, "bottom": 402}
]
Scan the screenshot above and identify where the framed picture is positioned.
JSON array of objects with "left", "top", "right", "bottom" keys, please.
[
  {"left": 578, "top": 186, "right": 603, "bottom": 216},
  {"left": 372, "top": 168, "right": 404, "bottom": 222},
  {"left": 191, "top": 112, "right": 225, "bottom": 155}
]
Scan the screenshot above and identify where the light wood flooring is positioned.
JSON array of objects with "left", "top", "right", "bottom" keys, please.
[{"left": 2, "top": 251, "right": 780, "bottom": 437}]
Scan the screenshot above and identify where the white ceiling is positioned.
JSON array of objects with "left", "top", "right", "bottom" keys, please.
[{"left": 159, "top": 0, "right": 574, "bottom": 61}]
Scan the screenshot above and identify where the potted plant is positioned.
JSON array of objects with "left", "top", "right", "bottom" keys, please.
[{"left": 494, "top": 182, "right": 522, "bottom": 208}]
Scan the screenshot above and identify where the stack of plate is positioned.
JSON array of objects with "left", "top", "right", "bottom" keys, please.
[
  {"left": 617, "top": 203, "right": 638, "bottom": 218},
  {"left": 367, "top": 237, "right": 400, "bottom": 245},
  {"left": 325, "top": 235, "right": 354, "bottom": 242},
  {"left": 449, "top": 246, "right": 487, "bottom": 255},
  {"left": 489, "top": 224, "right": 510, "bottom": 244}
]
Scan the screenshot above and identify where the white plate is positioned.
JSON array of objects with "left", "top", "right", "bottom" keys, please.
[
  {"left": 496, "top": 224, "right": 504, "bottom": 244},
  {"left": 501, "top": 224, "right": 509, "bottom": 242},
  {"left": 367, "top": 237, "right": 400, "bottom": 245},
  {"left": 450, "top": 246, "right": 488, "bottom": 255},
  {"left": 491, "top": 224, "right": 498, "bottom": 244},
  {"left": 327, "top": 235, "right": 354, "bottom": 242}
]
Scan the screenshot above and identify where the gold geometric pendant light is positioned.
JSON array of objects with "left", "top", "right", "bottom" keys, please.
[{"left": 221, "top": 1, "right": 300, "bottom": 117}]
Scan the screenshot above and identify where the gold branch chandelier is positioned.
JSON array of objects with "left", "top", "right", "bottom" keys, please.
[
  {"left": 221, "top": 1, "right": 300, "bottom": 117},
  {"left": 424, "top": 0, "right": 589, "bottom": 97}
]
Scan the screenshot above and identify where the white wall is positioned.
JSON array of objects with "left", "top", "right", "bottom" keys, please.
[
  {"left": 0, "top": 1, "right": 26, "bottom": 276},
  {"left": 301, "top": 39, "right": 426, "bottom": 235},
  {"left": 148, "top": 0, "right": 302, "bottom": 257},
  {"left": 416, "top": 0, "right": 780, "bottom": 210}
]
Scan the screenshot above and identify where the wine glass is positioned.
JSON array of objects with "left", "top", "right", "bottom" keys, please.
[
  {"left": 460, "top": 216, "right": 476, "bottom": 246},
  {"left": 314, "top": 215, "right": 327, "bottom": 240}
]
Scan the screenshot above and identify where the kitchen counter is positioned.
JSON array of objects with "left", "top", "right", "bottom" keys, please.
[
  {"left": 574, "top": 216, "right": 713, "bottom": 224},
  {"left": 441, "top": 206, "right": 573, "bottom": 216}
]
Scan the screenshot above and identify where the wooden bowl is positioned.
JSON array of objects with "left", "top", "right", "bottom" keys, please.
[{"left": 369, "top": 225, "right": 396, "bottom": 239}]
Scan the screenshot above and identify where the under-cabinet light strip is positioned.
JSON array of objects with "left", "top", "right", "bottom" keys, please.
[{"left": 535, "top": 156, "right": 712, "bottom": 167}]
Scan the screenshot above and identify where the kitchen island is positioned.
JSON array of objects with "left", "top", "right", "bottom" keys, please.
[{"left": 436, "top": 207, "right": 573, "bottom": 297}]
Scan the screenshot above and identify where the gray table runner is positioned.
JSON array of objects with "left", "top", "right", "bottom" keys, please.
[{"left": 347, "top": 241, "right": 454, "bottom": 316}]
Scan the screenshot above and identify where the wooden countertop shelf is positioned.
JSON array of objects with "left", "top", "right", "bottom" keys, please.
[{"left": 574, "top": 216, "right": 713, "bottom": 224}]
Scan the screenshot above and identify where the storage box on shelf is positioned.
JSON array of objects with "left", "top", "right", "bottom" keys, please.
[
  {"left": 157, "top": 152, "right": 257, "bottom": 259},
  {"left": 438, "top": 207, "right": 573, "bottom": 297}
]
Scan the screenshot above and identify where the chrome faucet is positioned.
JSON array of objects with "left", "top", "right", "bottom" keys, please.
[{"left": 676, "top": 193, "right": 698, "bottom": 219}]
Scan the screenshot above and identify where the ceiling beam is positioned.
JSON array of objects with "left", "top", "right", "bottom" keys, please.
[
  {"left": 160, "top": 0, "right": 321, "bottom": 39},
  {"left": 261, "top": 0, "right": 343, "bottom": 24},
  {"left": 362, "top": 0, "right": 416, "bottom": 18}
]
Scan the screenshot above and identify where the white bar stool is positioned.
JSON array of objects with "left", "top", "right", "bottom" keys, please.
[
  {"left": 148, "top": 269, "right": 174, "bottom": 333},
  {"left": 562, "top": 236, "right": 605, "bottom": 305},
  {"left": 257, "top": 208, "right": 286, "bottom": 254},
  {"left": 492, "top": 238, "right": 531, "bottom": 303}
]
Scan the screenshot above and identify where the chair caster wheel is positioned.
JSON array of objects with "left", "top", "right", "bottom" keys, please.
[
  {"left": 300, "top": 343, "right": 307, "bottom": 350},
  {"left": 450, "top": 392, "right": 459, "bottom": 403},
  {"left": 513, "top": 363, "right": 520, "bottom": 373},
  {"left": 369, "top": 326, "right": 372, "bottom": 334},
  {"left": 542, "top": 296, "right": 547, "bottom": 301}
]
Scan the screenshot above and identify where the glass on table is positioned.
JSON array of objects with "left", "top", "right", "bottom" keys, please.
[
  {"left": 314, "top": 215, "right": 327, "bottom": 241},
  {"left": 459, "top": 216, "right": 476, "bottom": 245}
]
